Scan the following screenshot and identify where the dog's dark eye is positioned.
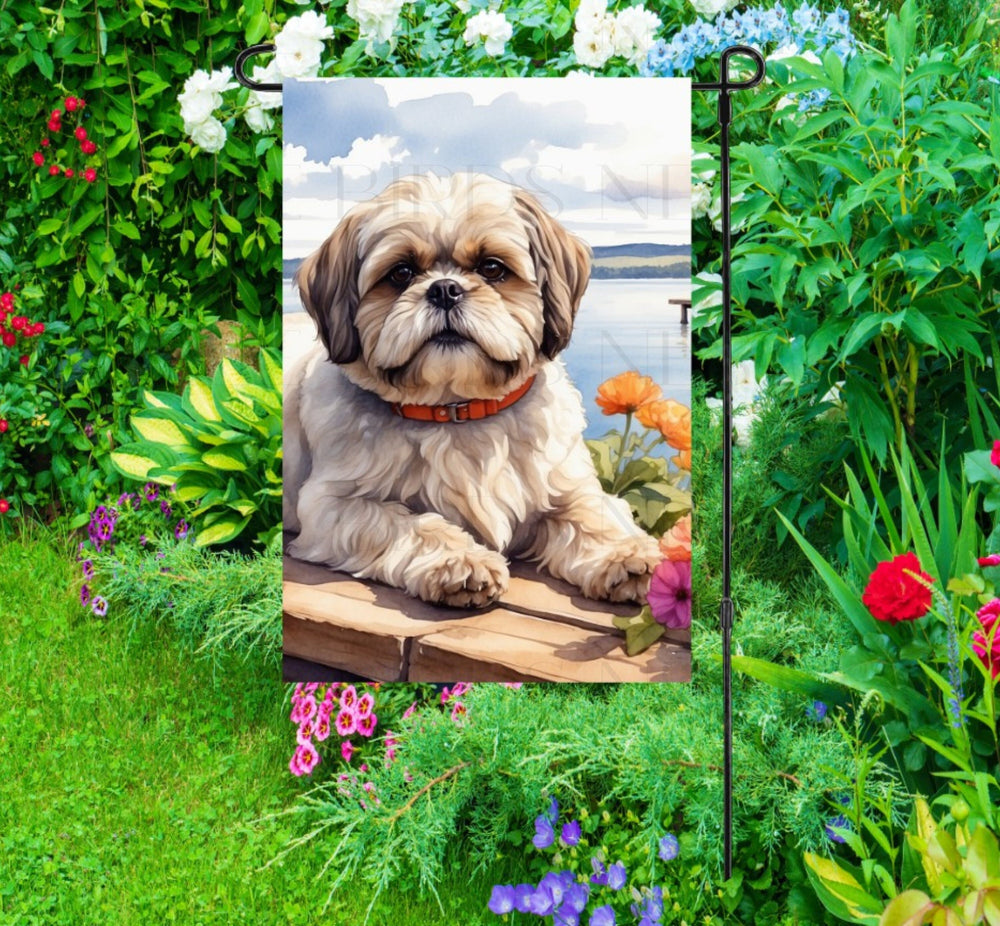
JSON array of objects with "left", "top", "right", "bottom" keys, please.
[
  {"left": 386, "top": 263, "right": 416, "bottom": 288},
  {"left": 477, "top": 258, "right": 507, "bottom": 282}
]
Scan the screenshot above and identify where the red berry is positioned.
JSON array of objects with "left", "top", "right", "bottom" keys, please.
[
  {"left": 32, "top": 151, "right": 44, "bottom": 166},
  {"left": 64, "top": 168, "right": 74, "bottom": 177},
  {"left": 75, "top": 126, "right": 87, "bottom": 141},
  {"left": 0, "top": 500, "right": 9, "bottom": 514},
  {"left": 0, "top": 293, "right": 12, "bottom": 310},
  {"left": 41, "top": 138, "right": 50, "bottom": 147},
  {"left": 1, "top": 332, "right": 14, "bottom": 347},
  {"left": 65, "top": 96, "right": 78, "bottom": 111},
  {"left": 0, "top": 419, "right": 7, "bottom": 432},
  {"left": 81, "top": 140, "right": 97, "bottom": 155},
  {"left": 83, "top": 168, "right": 97, "bottom": 183},
  {"left": 47, "top": 119, "right": 61, "bottom": 133},
  {"left": 51, "top": 109, "right": 62, "bottom": 119},
  {"left": 18, "top": 355, "right": 28, "bottom": 366},
  {"left": 48, "top": 164, "right": 60, "bottom": 176},
  {"left": 11, "top": 316, "right": 26, "bottom": 330}
]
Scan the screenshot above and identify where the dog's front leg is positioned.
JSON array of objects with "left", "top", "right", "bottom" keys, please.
[
  {"left": 525, "top": 488, "right": 660, "bottom": 603},
  {"left": 288, "top": 489, "right": 509, "bottom": 608}
]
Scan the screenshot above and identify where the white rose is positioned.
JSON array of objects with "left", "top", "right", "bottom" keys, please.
[
  {"left": 691, "top": 182, "right": 712, "bottom": 219},
  {"left": 274, "top": 11, "right": 334, "bottom": 77},
  {"left": 348, "top": 0, "right": 404, "bottom": 50},
  {"left": 244, "top": 99, "right": 274, "bottom": 133},
  {"left": 572, "top": 17, "right": 615, "bottom": 68},
  {"left": 691, "top": 151, "right": 717, "bottom": 183},
  {"left": 688, "top": 0, "right": 739, "bottom": 18},
  {"left": 574, "top": 0, "right": 608, "bottom": 30},
  {"left": 454, "top": 0, "right": 471, "bottom": 11},
  {"left": 464, "top": 10, "right": 513, "bottom": 57},
  {"left": 250, "top": 61, "right": 283, "bottom": 111},
  {"left": 178, "top": 67, "right": 235, "bottom": 126},
  {"left": 613, "top": 5, "right": 660, "bottom": 66},
  {"left": 189, "top": 117, "right": 227, "bottom": 153}
]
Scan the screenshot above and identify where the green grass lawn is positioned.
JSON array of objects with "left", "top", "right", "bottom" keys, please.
[{"left": 0, "top": 526, "right": 497, "bottom": 925}]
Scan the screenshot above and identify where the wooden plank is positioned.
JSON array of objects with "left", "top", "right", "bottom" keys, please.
[{"left": 283, "top": 610, "right": 409, "bottom": 682}]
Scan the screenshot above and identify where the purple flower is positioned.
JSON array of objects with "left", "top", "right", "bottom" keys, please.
[
  {"left": 648, "top": 560, "right": 691, "bottom": 629},
  {"left": 80, "top": 584, "right": 91, "bottom": 606},
  {"left": 175, "top": 520, "right": 189, "bottom": 541},
  {"left": 561, "top": 820, "right": 581, "bottom": 847},
  {"left": 488, "top": 885, "right": 516, "bottom": 914},
  {"left": 144, "top": 483, "right": 159, "bottom": 502},
  {"left": 631, "top": 886, "right": 664, "bottom": 924},
  {"left": 807, "top": 700, "right": 828, "bottom": 721},
  {"left": 81, "top": 559, "right": 94, "bottom": 580},
  {"left": 546, "top": 796, "right": 559, "bottom": 823},
  {"left": 160, "top": 500, "right": 172, "bottom": 518},
  {"left": 658, "top": 833, "right": 679, "bottom": 861},
  {"left": 91, "top": 596, "right": 108, "bottom": 618},
  {"left": 590, "top": 857, "right": 608, "bottom": 886},
  {"left": 825, "top": 814, "right": 850, "bottom": 843},
  {"left": 561, "top": 881, "right": 590, "bottom": 914},
  {"left": 84, "top": 422, "right": 94, "bottom": 438},
  {"left": 139, "top": 534, "right": 148, "bottom": 547},
  {"left": 533, "top": 814, "right": 555, "bottom": 849},
  {"left": 513, "top": 883, "right": 535, "bottom": 913},
  {"left": 606, "top": 861, "right": 627, "bottom": 890},
  {"left": 590, "top": 906, "right": 617, "bottom": 926}
]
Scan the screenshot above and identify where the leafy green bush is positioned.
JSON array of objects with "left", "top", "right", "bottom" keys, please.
[
  {"left": 715, "top": 2, "right": 998, "bottom": 465},
  {"left": 111, "top": 348, "right": 281, "bottom": 549}
]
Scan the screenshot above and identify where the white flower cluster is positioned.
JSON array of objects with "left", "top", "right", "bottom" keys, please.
[
  {"left": 572, "top": 0, "right": 661, "bottom": 69},
  {"left": 463, "top": 10, "right": 514, "bottom": 57},
  {"left": 347, "top": 0, "right": 406, "bottom": 52},
  {"left": 178, "top": 67, "right": 237, "bottom": 153},
  {"left": 688, "top": 0, "right": 740, "bottom": 18},
  {"left": 177, "top": 11, "right": 334, "bottom": 152}
]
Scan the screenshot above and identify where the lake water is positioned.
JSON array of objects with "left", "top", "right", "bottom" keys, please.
[{"left": 283, "top": 277, "right": 691, "bottom": 442}]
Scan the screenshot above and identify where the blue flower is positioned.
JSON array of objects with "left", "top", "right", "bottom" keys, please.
[
  {"left": 488, "top": 884, "right": 515, "bottom": 914},
  {"left": 607, "top": 860, "right": 627, "bottom": 890},
  {"left": 825, "top": 814, "right": 850, "bottom": 843},
  {"left": 547, "top": 796, "right": 560, "bottom": 824},
  {"left": 590, "top": 905, "right": 617, "bottom": 926},
  {"left": 562, "top": 881, "right": 590, "bottom": 914},
  {"left": 561, "top": 820, "right": 582, "bottom": 847},
  {"left": 534, "top": 814, "right": 556, "bottom": 849},
  {"left": 807, "top": 700, "right": 828, "bottom": 721},
  {"left": 590, "top": 856, "right": 608, "bottom": 886},
  {"left": 513, "top": 883, "right": 535, "bottom": 913},
  {"left": 659, "top": 833, "right": 680, "bottom": 861}
]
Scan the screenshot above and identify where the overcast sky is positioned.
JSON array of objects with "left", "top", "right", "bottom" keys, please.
[{"left": 283, "top": 77, "right": 691, "bottom": 257}]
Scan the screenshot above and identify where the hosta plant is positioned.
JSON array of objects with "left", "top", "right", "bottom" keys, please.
[{"left": 111, "top": 348, "right": 281, "bottom": 548}]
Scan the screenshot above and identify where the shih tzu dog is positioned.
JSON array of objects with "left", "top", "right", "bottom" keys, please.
[{"left": 284, "top": 172, "right": 661, "bottom": 608}]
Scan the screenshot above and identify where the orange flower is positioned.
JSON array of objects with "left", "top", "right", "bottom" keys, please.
[
  {"left": 659, "top": 515, "right": 691, "bottom": 562},
  {"left": 595, "top": 371, "right": 662, "bottom": 416},
  {"left": 672, "top": 450, "right": 691, "bottom": 472},
  {"left": 635, "top": 399, "right": 691, "bottom": 450}
]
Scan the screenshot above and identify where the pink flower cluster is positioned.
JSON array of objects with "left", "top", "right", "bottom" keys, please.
[
  {"left": 289, "top": 681, "right": 383, "bottom": 777},
  {"left": 973, "top": 598, "right": 1000, "bottom": 680}
]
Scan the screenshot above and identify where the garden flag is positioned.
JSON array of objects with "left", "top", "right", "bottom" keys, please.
[{"left": 281, "top": 77, "right": 694, "bottom": 683}]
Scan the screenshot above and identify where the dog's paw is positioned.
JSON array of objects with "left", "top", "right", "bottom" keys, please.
[
  {"left": 583, "top": 535, "right": 661, "bottom": 603},
  {"left": 413, "top": 547, "right": 510, "bottom": 609}
]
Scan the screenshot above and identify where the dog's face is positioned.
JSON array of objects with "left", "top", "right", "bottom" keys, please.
[{"left": 296, "top": 173, "right": 592, "bottom": 403}]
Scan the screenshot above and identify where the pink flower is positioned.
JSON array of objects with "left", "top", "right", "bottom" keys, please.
[
  {"left": 341, "top": 740, "right": 354, "bottom": 763},
  {"left": 314, "top": 714, "right": 331, "bottom": 742},
  {"left": 335, "top": 708, "right": 358, "bottom": 737},
  {"left": 451, "top": 702, "right": 467, "bottom": 722},
  {"left": 290, "top": 694, "right": 317, "bottom": 724},
  {"left": 357, "top": 713, "right": 377, "bottom": 737},
  {"left": 980, "top": 555, "right": 1000, "bottom": 568},
  {"left": 973, "top": 600, "right": 1000, "bottom": 680},
  {"left": 402, "top": 701, "right": 418, "bottom": 720},
  {"left": 340, "top": 685, "right": 358, "bottom": 711},
  {"left": 450, "top": 682, "right": 471, "bottom": 699},
  {"left": 290, "top": 742, "right": 320, "bottom": 776},
  {"left": 992, "top": 440, "right": 1000, "bottom": 468},
  {"left": 304, "top": 682, "right": 319, "bottom": 694},
  {"left": 296, "top": 719, "right": 315, "bottom": 746},
  {"left": 502, "top": 682, "right": 523, "bottom": 689},
  {"left": 356, "top": 691, "right": 375, "bottom": 718},
  {"left": 647, "top": 559, "right": 692, "bottom": 629},
  {"left": 384, "top": 732, "right": 397, "bottom": 765}
]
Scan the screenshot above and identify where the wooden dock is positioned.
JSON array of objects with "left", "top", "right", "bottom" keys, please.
[{"left": 283, "top": 554, "right": 690, "bottom": 684}]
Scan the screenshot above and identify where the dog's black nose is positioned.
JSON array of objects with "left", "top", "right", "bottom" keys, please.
[{"left": 426, "top": 278, "right": 464, "bottom": 311}]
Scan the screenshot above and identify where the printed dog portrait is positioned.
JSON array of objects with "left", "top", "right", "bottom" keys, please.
[{"left": 284, "top": 172, "right": 662, "bottom": 608}]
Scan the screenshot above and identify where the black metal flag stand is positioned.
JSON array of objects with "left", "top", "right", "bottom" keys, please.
[{"left": 236, "top": 43, "right": 767, "bottom": 882}]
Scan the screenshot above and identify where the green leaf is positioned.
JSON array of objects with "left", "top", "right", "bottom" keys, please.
[
  {"left": 879, "top": 890, "right": 934, "bottom": 926},
  {"left": 194, "top": 515, "right": 251, "bottom": 547},
  {"left": 803, "top": 853, "right": 883, "bottom": 926},
  {"left": 731, "top": 655, "right": 850, "bottom": 706},
  {"left": 202, "top": 448, "right": 248, "bottom": 471}
]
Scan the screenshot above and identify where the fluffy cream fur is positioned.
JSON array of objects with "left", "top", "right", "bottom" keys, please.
[{"left": 284, "top": 173, "right": 661, "bottom": 608}]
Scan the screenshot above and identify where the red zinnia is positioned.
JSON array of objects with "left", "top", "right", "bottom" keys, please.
[
  {"left": 81, "top": 140, "right": 97, "bottom": 155},
  {"left": 0, "top": 500, "right": 9, "bottom": 514},
  {"left": 10, "top": 316, "right": 25, "bottom": 330},
  {"left": 40, "top": 137, "right": 49, "bottom": 147},
  {"left": 1, "top": 332, "right": 14, "bottom": 347},
  {"left": 18, "top": 355, "right": 28, "bottom": 366},
  {"left": 47, "top": 118, "right": 61, "bottom": 133},
  {"left": 0, "top": 292, "right": 12, "bottom": 310},
  {"left": 64, "top": 168, "right": 74, "bottom": 178},
  {"left": 31, "top": 322, "right": 44, "bottom": 336},
  {"left": 861, "top": 552, "right": 934, "bottom": 624},
  {"left": 973, "top": 599, "right": 1000, "bottom": 680},
  {"left": 32, "top": 151, "right": 44, "bottom": 166},
  {"left": 75, "top": 126, "right": 87, "bottom": 141},
  {"left": 992, "top": 440, "right": 1000, "bottom": 468},
  {"left": 83, "top": 168, "right": 97, "bottom": 183},
  {"left": 48, "top": 165, "right": 60, "bottom": 176},
  {"left": 65, "top": 96, "right": 78, "bottom": 111}
]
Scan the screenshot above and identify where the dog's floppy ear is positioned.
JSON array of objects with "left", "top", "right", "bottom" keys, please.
[
  {"left": 295, "top": 209, "right": 366, "bottom": 364},
  {"left": 514, "top": 189, "right": 592, "bottom": 359}
]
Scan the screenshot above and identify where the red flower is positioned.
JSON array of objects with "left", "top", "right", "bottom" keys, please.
[
  {"left": 0, "top": 419, "right": 7, "bottom": 432},
  {"left": 992, "top": 440, "right": 1000, "bottom": 467},
  {"left": 83, "top": 168, "right": 97, "bottom": 183},
  {"left": 40, "top": 137, "right": 50, "bottom": 147},
  {"left": 32, "top": 151, "right": 44, "bottom": 166},
  {"left": 32, "top": 322, "right": 44, "bottom": 336},
  {"left": 861, "top": 552, "right": 934, "bottom": 624},
  {"left": 75, "top": 126, "right": 87, "bottom": 141},
  {"left": 65, "top": 96, "right": 79, "bottom": 111},
  {"left": 18, "top": 355, "right": 28, "bottom": 366},
  {"left": 0, "top": 500, "right": 9, "bottom": 514},
  {"left": 64, "top": 168, "right": 74, "bottom": 178},
  {"left": 973, "top": 599, "right": 1000, "bottom": 680},
  {"left": 10, "top": 316, "right": 26, "bottom": 330},
  {"left": 0, "top": 292, "right": 12, "bottom": 310},
  {"left": 81, "top": 140, "right": 97, "bottom": 155},
  {"left": 1, "top": 332, "right": 14, "bottom": 347},
  {"left": 50, "top": 109, "right": 62, "bottom": 119},
  {"left": 47, "top": 118, "right": 61, "bottom": 133},
  {"left": 48, "top": 165, "right": 60, "bottom": 176},
  {"left": 979, "top": 555, "right": 1000, "bottom": 568}
]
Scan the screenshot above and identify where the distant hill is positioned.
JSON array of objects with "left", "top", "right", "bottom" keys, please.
[{"left": 283, "top": 243, "right": 690, "bottom": 281}]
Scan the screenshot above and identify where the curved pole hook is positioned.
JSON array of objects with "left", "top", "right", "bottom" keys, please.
[{"left": 235, "top": 43, "right": 280, "bottom": 92}]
